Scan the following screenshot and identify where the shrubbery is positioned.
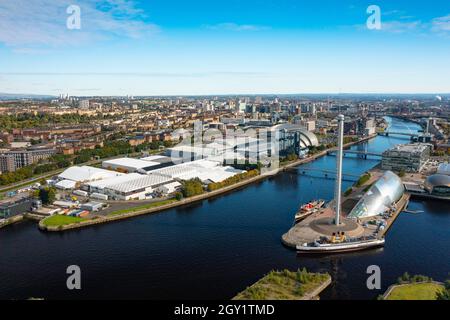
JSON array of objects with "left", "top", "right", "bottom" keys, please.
[
  {"left": 344, "top": 187, "right": 353, "bottom": 196},
  {"left": 207, "top": 169, "right": 259, "bottom": 192},
  {"left": 436, "top": 280, "right": 450, "bottom": 300},
  {"left": 397, "top": 272, "right": 433, "bottom": 284},
  {"left": 356, "top": 173, "right": 371, "bottom": 187},
  {"left": 181, "top": 178, "right": 204, "bottom": 197}
]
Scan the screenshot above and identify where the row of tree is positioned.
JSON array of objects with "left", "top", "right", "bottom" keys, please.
[
  {"left": 0, "top": 113, "right": 95, "bottom": 130},
  {"left": 207, "top": 169, "right": 260, "bottom": 192}
]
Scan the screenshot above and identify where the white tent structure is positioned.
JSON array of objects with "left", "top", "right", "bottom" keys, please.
[{"left": 58, "top": 166, "right": 123, "bottom": 183}]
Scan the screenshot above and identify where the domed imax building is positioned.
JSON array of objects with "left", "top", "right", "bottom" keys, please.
[
  {"left": 424, "top": 174, "right": 450, "bottom": 197},
  {"left": 348, "top": 171, "right": 405, "bottom": 219}
]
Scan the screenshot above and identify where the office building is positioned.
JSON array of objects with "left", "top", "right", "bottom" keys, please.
[{"left": 381, "top": 143, "right": 431, "bottom": 173}]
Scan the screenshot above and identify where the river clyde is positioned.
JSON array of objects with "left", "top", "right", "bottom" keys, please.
[{"left": 0, "top": 117, "right": 449, "bottom": 300}]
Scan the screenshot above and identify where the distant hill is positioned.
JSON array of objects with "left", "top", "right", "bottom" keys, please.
[{"left": 0, "top": 93, "right": 56, "bottom": 101}]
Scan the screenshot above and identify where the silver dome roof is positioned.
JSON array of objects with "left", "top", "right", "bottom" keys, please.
[
  {"left": 425, "top": 174, "right": 450, "bottom": 188},
  {"left": 348, "top": 171, "right": 405, "bottom": 218}
]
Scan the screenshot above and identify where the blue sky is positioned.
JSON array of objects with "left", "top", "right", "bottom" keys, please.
[{"left": 0, "top": 0, "right": 449, "bottom": 96}]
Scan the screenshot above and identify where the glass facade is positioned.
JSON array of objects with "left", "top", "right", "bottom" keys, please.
[{"left": 348, "top": 171, "right": 404, "bottom": 218}]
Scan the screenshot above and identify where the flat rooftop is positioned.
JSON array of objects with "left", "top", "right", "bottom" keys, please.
[
  {"left": 102, "top": 158, "right": 160, "bottom": 169},
  {"left": 384, "top": 143, "right": 431, "bottom": 154}
]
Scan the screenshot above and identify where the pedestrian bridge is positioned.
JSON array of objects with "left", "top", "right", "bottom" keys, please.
[
  {"left": 326, "top": 150, "right": 382, "bottom": 159},
  {"left": 287, "top": 167, "right": 360, "bottom": 182}
]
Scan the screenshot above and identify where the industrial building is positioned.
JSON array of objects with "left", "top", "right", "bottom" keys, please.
[
  {"left": 140, "top": 155, "right": 173, "bottom": 167},
  {"left": 102, "top": 157, "right": 161, "bottom": 173},
  {"left": 381, "top": 143, "right": 431, "bottom": 173},
  {"left": 155, "top": 181, "right": 182, "bottom": 195},
  {"left": 83, "top": 173, "right": 143, "bottom": 194},
  {"left": 102, "top": 174, "right": 174, "bottom": 200},
  {"left": 148, "top": 159, "right": 246, "bottom": 184},
  {"left": 58, "top": 166, "right": 124, "bottom": 184},
  {"left": 348, "top": 171, "right": 405, "bottom": 219},
  {"left": 81, "top": 202, "right": 104, "bottom": 212},
  {"left": 0, "top": 195, "right": 35, "bottom": 219}
]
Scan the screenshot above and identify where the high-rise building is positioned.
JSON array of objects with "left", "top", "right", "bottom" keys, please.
[{"left": 79, "top": 99, "right": 90, "bottom": 109}]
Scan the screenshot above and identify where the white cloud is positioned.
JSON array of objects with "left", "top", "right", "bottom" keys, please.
[
  {"left": 380, "top": 20, "right": 423, "bottom": 33},
  {"left": 356, "top": 12, "right": 450, "bottom": 36},
  {"left": 0, "top": 0, "right": 159, "bottom": 47},
  {"left": 204, "top": 23, "right": 270, "bottom": 32},
  {"left": 432, "top": 14, "right": 450, "bottom": 32}
]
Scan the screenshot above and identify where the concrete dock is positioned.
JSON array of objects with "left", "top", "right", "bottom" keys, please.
[{"left": 282, "top": 168, "right": 411, "bottom": 250}]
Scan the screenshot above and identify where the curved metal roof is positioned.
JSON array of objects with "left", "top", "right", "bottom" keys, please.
[
  {"left": 271, "top": 123, "right": 319, "bottom": 147},
  {"left": 348, "top": 171, "right": 404, "bottom": 218},
  {"left": 426, "top": 174, "right": 450, "bottom": 188}
]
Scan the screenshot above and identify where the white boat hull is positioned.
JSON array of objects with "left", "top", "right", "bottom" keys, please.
[{"left": 296, "top": 239, "right": 385, "bottom": 253}]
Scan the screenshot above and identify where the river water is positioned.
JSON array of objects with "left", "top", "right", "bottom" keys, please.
[{"left": 0, "top": 117, "right": 449, "bottom": 300}]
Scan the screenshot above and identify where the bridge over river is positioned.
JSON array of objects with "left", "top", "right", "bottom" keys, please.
[{"left": 327, "top": 149, "right": 382, "bottom": 159}]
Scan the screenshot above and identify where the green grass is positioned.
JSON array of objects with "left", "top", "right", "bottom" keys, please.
[
  {"left": 386, "top": 283, "right": 444, "bottom": 300},
  {"left": 356, "top": 173, "right": 371, "bottom": 187},
  {"left": 233, "top": 269, "right": 330, "bottom": 300},
  {"left": 42, "top": 215, "right": 87, "bottom": 227},
  {"left": 107, "top": 199, "right": 178, "bottom": 216}
]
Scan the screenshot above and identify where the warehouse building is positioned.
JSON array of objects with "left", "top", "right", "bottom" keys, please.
[
  {"left": 81, "top": 202, "right": 104, "bottom": 212},
  {"left": 155, "top": 181, "right": 182, "bottom": 196},
  {"left": 103, "top": 174, "right": 174, "bottom": 200},
  {"left": 102, "top": 157, "right": 160, "bottom": 173},
  {"left": 58, "top": 166, "right": 123, "bottom": 183},
  {"left": 83, "top": 173, "right": 143, "bottom": 194},
  {"left": 148, "top": 159, "right": 246, "bottom": 184}
]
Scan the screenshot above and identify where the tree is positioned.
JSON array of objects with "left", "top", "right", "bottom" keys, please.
[
  {"left": 175, "top": 192, "right": 183, "bottom": 201},
  {"left": 182, "top": 178, "right": 204, "bottom": 198},
  {"left": 436, "top": 280, "right": 450, "bottom": 300},
  {"left": 398, "top": 272, "right": 411, "bottom": 283},
  {"left": 38, "top": 186, "right": 56, "bottom": 205}
]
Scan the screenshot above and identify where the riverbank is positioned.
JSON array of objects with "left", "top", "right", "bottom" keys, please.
[
  {"left": 0, "top": 214, "right": 24, "bottom": 229},
  {"left": 36, "top": 135, "right": 377, "bottom": 232}
]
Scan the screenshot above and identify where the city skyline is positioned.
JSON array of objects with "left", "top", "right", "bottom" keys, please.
[{"left": 0, "top": 0, "right": 450, "bottom": 95}]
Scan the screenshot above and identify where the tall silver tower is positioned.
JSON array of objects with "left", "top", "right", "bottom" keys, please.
[{"left": 334, "top": 114, "right": 345, "bottom": 226}]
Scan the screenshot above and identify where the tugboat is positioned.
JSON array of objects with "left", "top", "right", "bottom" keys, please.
[{"left": 294, "top": 200, "right": 325, "bottom": 223}]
